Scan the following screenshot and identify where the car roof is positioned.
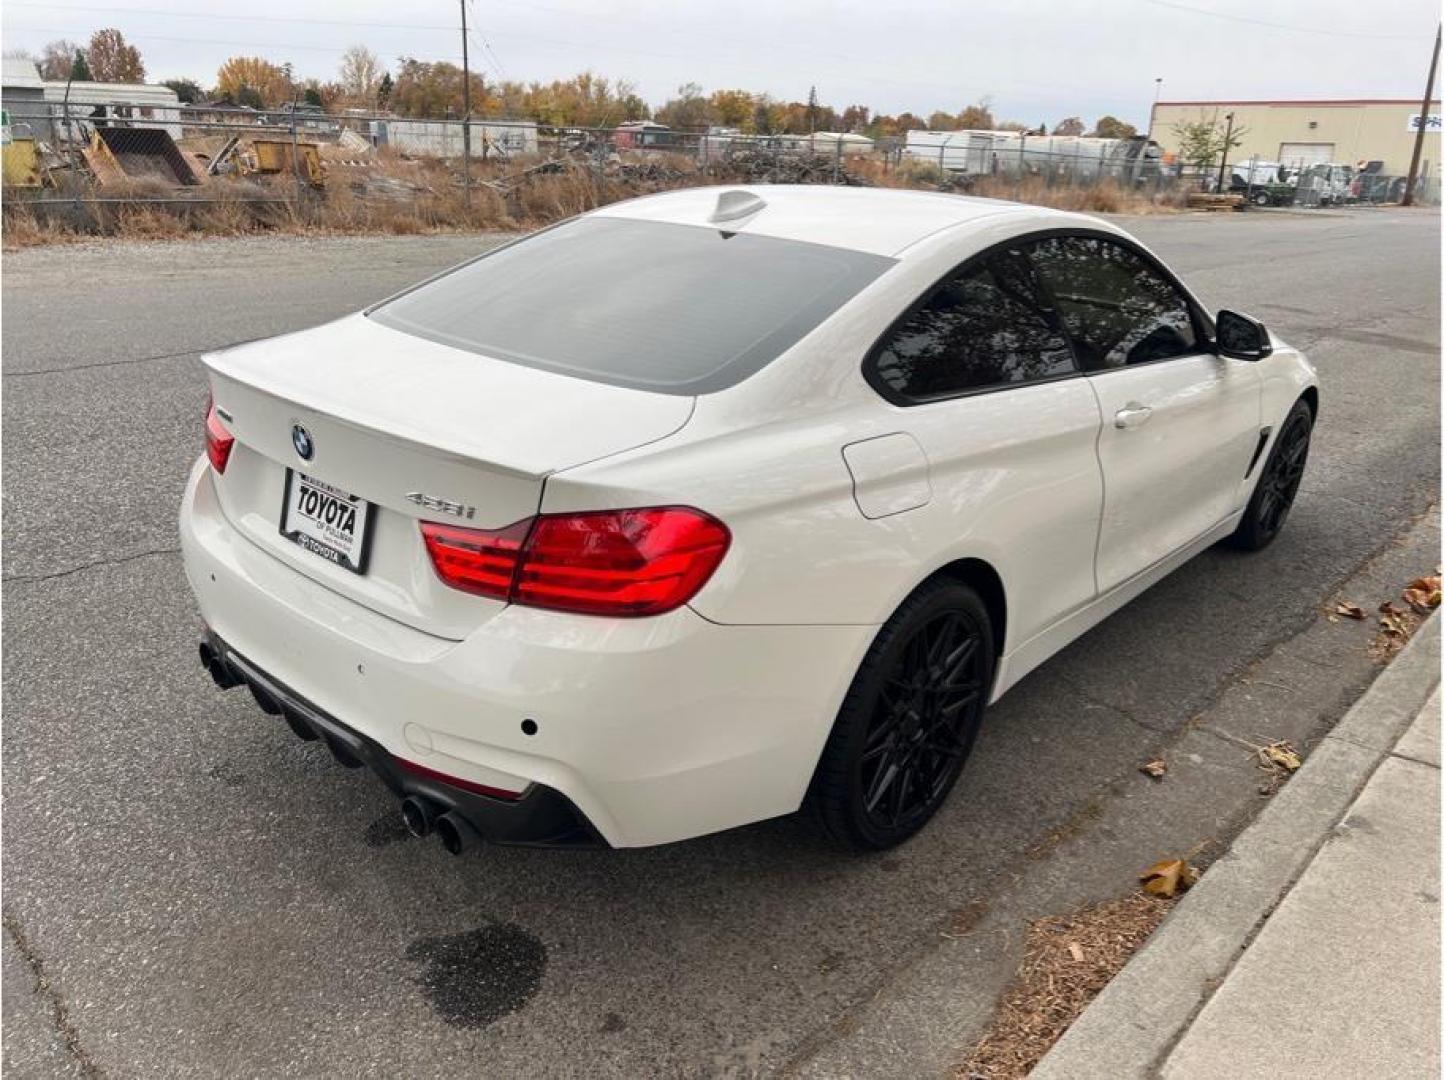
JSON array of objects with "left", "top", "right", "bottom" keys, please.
[{"left": 589, "top": 184, "right": 1102, "bottom": 258}]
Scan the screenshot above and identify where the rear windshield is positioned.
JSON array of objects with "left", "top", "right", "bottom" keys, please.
[{"left": 368, "top": 216, "right": 895, "bottom": 395}]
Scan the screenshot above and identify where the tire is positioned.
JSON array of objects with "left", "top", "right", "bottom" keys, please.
[
  {"left": 1227, "top": 399, "right": 1313, "bottom": 551},
  {"left": 808, "top": 579, "right": 996, "bottom": 851},
  {"left": 1251, "top": 190, "right": 1271, "bottom": 207}
]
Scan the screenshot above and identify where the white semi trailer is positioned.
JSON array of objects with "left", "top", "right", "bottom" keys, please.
[{"left": 904, "top": 129, "right": 1162, "bottom": 182}]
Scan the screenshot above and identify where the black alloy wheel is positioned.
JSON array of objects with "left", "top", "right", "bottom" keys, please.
[
  {"left": 1229, "top": 399, "right": 1313, "bottom": 551},
  {"left": 810, "top": 580, "right": 995, "bottom": 851}
]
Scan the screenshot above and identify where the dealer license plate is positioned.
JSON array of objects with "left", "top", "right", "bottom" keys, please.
[{"left": 280, "top": 471, "right": 372, "bottom": 574}]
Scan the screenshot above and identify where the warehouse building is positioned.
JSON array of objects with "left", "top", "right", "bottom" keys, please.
[
  {"left": 1, "top": 57, "right": 183, "bottom": 142},
  {"left": 1150, "top": 98, "right": 1441, "bottom": 177}
]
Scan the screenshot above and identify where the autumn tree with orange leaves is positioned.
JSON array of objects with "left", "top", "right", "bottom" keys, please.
[
  {"left": 86, "top": 28, "right": 145, "bottom": 83},
  {"left": 215, "top": 56, "right": 292, "bottom": 107}
]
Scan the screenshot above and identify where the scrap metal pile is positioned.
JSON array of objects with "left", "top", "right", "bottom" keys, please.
[
  {"left": 707, "top": 148, "right": 872, "bottom": 186},
  {"left": 3, "top": 120, "right": 330, "bottom": 190}
]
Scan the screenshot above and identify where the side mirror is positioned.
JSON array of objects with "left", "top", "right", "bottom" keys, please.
[{"left": 1214, "top": 309, "right": 1273, "bottom": 361}]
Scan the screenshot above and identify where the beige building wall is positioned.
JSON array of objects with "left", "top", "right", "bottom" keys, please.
[{"left": 1150, "top": 99, "right": 1442, "bottom": 175}]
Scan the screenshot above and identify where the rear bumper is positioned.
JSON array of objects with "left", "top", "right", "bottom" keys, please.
[
  {"left": 180, "top": 459, "right": 876, "bottom": 848},
  {"left": 202, "top": 631, "right": 603, "bottom": 846}
]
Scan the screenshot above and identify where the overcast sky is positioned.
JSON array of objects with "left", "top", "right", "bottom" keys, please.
[{"left": 2, "top": 0, "right": 1437, "bottom": 124}]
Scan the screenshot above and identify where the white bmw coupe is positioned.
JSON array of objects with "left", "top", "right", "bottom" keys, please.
[{"left": 182, "top": 186, "right": 1317, "bottom": 853}]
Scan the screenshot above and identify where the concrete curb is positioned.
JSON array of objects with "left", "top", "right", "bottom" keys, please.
[{"left": 1031, "top": 612, "right": 1440, "bottom": 1080}]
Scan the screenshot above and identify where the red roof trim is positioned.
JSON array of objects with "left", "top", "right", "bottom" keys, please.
[{"left": 1157, "top": 99, "right": 1440, "bottom": 107}]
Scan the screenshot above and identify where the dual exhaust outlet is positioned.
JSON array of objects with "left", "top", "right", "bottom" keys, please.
[
  {"left": 198, "top": 640, "right": 242, "bottom": 691},
  {"left": 199, "top": 639, "right": 481, "bottom": 856},
  {"left": 401, "top": 796, "right": 479, "bottom": 856}
]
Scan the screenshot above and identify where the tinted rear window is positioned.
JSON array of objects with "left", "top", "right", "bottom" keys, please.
[{"left": 368, "top": 216, "right": 894, "bottom": 395}]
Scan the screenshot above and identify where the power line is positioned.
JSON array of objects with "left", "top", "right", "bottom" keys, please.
[
  {"left": 3, "top": 1, "right": 461, "bottom": 33},
  {"left": 1142, "top": 0, "right": 1417, "bottom": 42},
  {"left": 468, "top": 0, "right": 507, "bottom": 77},
  {"left": 3, "top": 0, "right": 626, "bottom": 34},
  {"left": 2, "top": 0, "right": 1099, "bottom": 97},
  {"left": 9, "top": 25, "right": 463, "bottom": 61}
]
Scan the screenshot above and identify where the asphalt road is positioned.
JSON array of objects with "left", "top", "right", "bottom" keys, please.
[{"left": 3, "top": 208, "right": 1439, "bottom": 1078}]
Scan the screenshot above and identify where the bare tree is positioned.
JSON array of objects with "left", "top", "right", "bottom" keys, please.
[
  {"left": 36, "top": 39, "right": 83, "bottom": 80},
  {"left": 338, "top": 45, "right": 383, "bottom": 107}
]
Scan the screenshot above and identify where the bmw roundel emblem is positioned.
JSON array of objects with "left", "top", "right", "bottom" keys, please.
[{"left": 291, "top": 424, "right": 314, "bottom": 461}]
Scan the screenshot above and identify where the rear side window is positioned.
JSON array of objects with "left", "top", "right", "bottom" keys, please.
[
  {"left": 368, "top": 216, "right": 894, "bottom": 395},
  {"left": 868, "top": 248, "right": 1076, "bottom": 402},
  {"left": 1026, "top": 235, "right": 1198, "bottom": 370}
]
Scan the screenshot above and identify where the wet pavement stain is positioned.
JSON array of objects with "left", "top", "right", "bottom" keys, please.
[
  {"left": 600, "top": 1011, "right": 627, "bottom": 1033},
  {"left": 406, "top": 924, "right": 547, "bottom": 1028},
  {"left": 363, "top": 814, "right": 412, "bottom": 847}
]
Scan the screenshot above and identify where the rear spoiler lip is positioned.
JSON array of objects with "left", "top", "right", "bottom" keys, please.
[{"left": 201, "top": 361, "right": 548, "bottom": 481}]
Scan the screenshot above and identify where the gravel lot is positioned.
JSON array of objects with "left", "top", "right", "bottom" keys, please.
[{"left": 3, "top": 208, "right": 1439, "bottom": 1077}]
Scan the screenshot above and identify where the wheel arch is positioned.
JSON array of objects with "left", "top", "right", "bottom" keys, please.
[{"left": 927, "top": 557, "right": 1008, "bottom": 660}]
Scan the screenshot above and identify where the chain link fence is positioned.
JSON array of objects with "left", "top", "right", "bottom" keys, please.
[
  {"left": 2, "top": 98, "right": 1436, "bottom": 236},
  {"left": 1216, "top": 154, "right": 1438, "bottom": 209}
]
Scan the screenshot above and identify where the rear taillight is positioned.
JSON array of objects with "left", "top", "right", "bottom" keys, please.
[
  {"left": 204, "top": 394, "right": 234, "bottom": 474},
  {"left": 418, "top": 518, "right": 530, "bottom": 603},
  {"left": 420, "top": 507, "right": 730, "bottom": 617}
]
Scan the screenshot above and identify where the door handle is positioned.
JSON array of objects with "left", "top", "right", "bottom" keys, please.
[{"left": 1114, "top": 403, "right": 1153, "bottom": 429}]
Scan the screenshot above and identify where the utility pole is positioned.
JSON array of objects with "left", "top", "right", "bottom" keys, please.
[
  {"left": 1403, "top": 23, "right": 1441, "bottom": 207},
  {"left": 1144, "top": 78, "right": 1163, "bottom": 142},
  {"left": 1215, "top": 110, "right": 1236, "bottom": 193},
  {"left": 460, "top": 0, "right": 472, "bottom": 210},
  {"left": 1135, "top": 77, "right": 1162, "bottom": 185}
]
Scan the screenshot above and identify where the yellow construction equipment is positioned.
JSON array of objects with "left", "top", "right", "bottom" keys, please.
[
  {"left": 2, "top": 135, "right": 42, "bottom": 187},
  {"left": 246, "top": 140, "right": 324, "bottom": 186},
  {"left": 2, "top": 109, "right": 43, "bottom": 187}
]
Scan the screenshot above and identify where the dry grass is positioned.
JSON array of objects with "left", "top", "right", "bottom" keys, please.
[
  {"left": 4, "top": 149, "right": 1184, "bottom": 249},
  {"left": 956, "top": 893, "right": 1177, "bottom": 1079},
  {"left": 2, "top": 200, "right": 79, "bottom": 246},
  {"left": 856, "top": 158, "right": 1183, "bottom": 214}
]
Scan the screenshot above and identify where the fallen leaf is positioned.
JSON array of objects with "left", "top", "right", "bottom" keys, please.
[
  {"left": 1379, "top": 601, "right": 1410, "bottom": 638},
  {"left": 1402, "top": 577, "right": 1441, "bottom": 614},
  {"left": 1256, "top": 740, "right": 1302, "bottom": 772},
  {"left": 1140, "top": 858, "right": 1200, "bottom": 898},
  {"left": 1068, "top": 942, "right": 1085, "bottom": 962},
  {"left": 1334, "top": 601, "right": 1367, "bottom": 620},
  {"left": 1140, "top": 759, "right": 1167, "bottom": 780}
]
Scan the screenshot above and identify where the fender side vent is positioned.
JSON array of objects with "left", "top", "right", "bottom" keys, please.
[{"left": 1244, "top": 427, "right": 1273, "bottom": 479}]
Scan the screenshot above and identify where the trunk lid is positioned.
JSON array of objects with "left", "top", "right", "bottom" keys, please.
[{"left": 203, "top": 314, "right": 695, "bottom": 639}]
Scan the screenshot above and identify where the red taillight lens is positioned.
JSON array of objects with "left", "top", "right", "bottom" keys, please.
[
  {"left": 517, "top": 508, "right": 730, "bottom": 615},
  {"left": 419, "top": 518, "right": 530, "bottom": 602},
  {"left": 420, "top": 507, "right": 730, "bottom": 617},
  {"left": 205, "top": 395, "right": 234, "bottom": 474}
]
